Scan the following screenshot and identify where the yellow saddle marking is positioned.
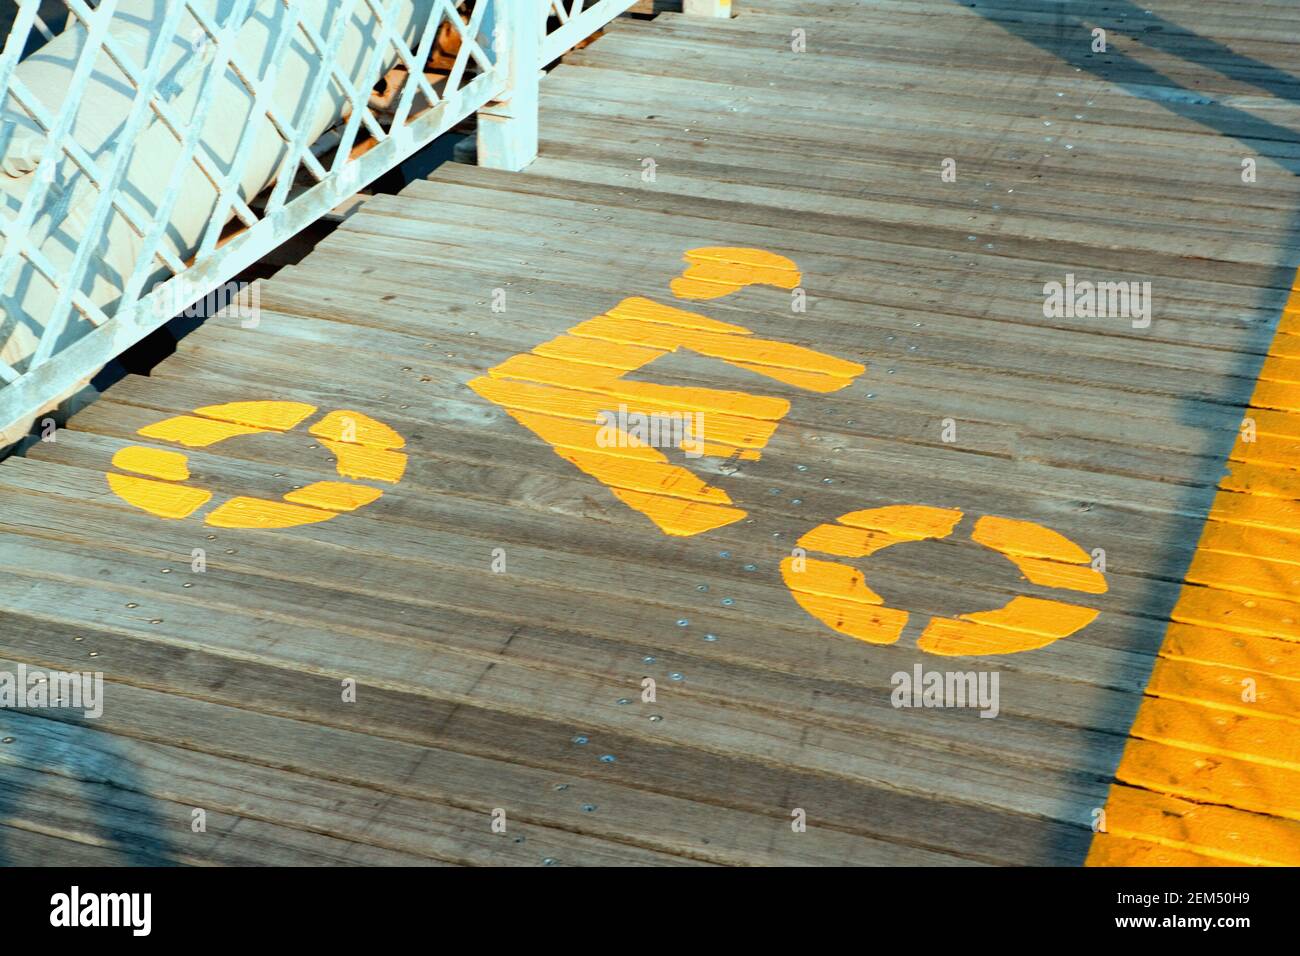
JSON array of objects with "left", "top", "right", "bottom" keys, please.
[{"left": 670, "top": 247, "right": 802, "bottom": 301}]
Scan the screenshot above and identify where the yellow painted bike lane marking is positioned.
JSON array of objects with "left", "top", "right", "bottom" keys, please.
[
  {"left": 1088, "top": 273, "right": 1300, "bottom": 866},
  {"left": 470, "top": 246, "right": 1107, "bottom": 657}
]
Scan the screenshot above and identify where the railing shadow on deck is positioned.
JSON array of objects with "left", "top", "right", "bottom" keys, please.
[
  {"left": 958, "top": 0, "right": 1300, "bottom": 864},
  {"left": 0, "top": 711, "right": 175, "bottom": 866}
]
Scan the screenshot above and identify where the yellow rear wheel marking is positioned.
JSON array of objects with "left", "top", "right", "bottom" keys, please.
[
  {"left": 111, "top": 446, "right": 190, "bottom": 482},
  {"left": 309, "top": 409, "right": 406, "bottom": 449},
  {"left": 194, "top": 400, "right": 317, "bottom": 431},
  {"left": 317, "top": 439, "right": 408, "bottom": 483},
  {"left": 106, "top": 401, "right": 404, "bottom": 530},
  {"left": 138, "top": 415, "right": 266, "bottom": 448},
  {"left": 283, "top": 481, "right": 384, "bottom": 512},
  {"left": 205, "top": 497, "right": 338, "bottom": 530},
  {"left": 105, "top": 473, "right": 212, "bottom": 520}
]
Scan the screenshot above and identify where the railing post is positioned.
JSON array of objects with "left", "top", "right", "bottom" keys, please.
[
  {"left": 478, "top": 0, "right": 545, "bottom": 172},
  {"left": 684, "top": 0, "right": 732, "bottom": 17}
]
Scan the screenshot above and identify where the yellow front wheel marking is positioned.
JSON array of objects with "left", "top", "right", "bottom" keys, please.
[
  {"left": 783, "top": 506, "right": 1103, "bottom": 655},
  {"left": 916, "top": 597, "right": 1100, "bottom": 656},
  {"left": 1006, "top": 556, "right": 1108, "bottom": 594},
  {"left": 974, "top": 515, "right": 1108, "bottom": 594},
  {"left": 971, "top": 514, "right": 1091, "bottom": 562},
  {"left": 780, "top": 555, "right": 908, "bottom": 645},
  {"left": 836, "top": 505, "right": 965, "bottom": 540},
  {"left": 785, "top": 555, "right": 891, "bottom": 606},
  {"left": 783, "top": 506, "right": 959, "bottom": 647}
]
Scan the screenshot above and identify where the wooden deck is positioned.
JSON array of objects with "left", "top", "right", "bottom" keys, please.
[{"left": 2, "top": 0, "right": 1300, "bottom": 865}]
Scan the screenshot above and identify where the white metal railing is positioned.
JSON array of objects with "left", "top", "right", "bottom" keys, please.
[
  {"left": 543, "top": 0, "right": 635, "bottom": 64},
  {"left": 0, "top": 0, "right": 638, "bottom": 445}
]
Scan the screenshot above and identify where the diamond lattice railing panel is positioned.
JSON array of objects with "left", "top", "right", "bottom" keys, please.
[
  {"left": 0, "top": 0, "right": 631, "bottom": 444},
  {"left": 543, "top": 0, "right": 636, "bottom": 63},
  {"left": 0, "top": 1, "right": 499, "bottom": 429}
]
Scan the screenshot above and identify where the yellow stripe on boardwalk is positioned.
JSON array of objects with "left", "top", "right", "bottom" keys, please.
[{"left": 1089, "top": 272, "right": 1300, "bottom": 867}]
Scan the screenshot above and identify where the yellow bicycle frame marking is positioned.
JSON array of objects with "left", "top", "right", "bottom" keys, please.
[{"left": 468, "top": 249, "right": 865, "bottom": 536}]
